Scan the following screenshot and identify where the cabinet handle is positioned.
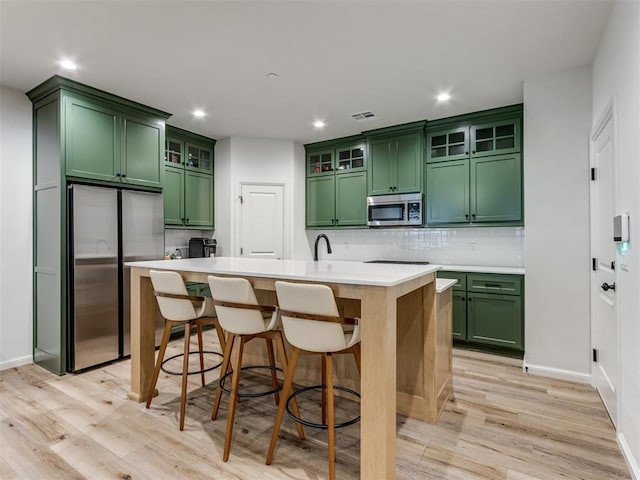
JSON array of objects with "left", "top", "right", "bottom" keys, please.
[
  {"left": 471, "top": 213, "right": 476, "bottom": 220},
  {"left": 485, "top": 283, "right": 501, "bottom": 288},
  {"left": 122, "top": 173, "right": 127, "bottom": 178},
  {"left": 185, "top": 218, "right": 190, "bottom": 224},
  {"left": 472, "top": 150, "right": 476, "bottom": 154},
  {"left": 468, "top": 297, "right": 473, "bottom": 302},
  {"left": 465, "top": 151, "right": 469, "bottom": 155},
  {"left": 115, "top": 173, "right": 121, "bottom": 177}
]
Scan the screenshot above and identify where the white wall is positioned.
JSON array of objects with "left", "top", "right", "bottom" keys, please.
[
  {"left": 592, "top": 1, "right": 640, "bottom": 476},
  {"left": 0, "top": 86, "right": 33, "bottom": 369},
  {"left": 214, "top": 137, "right": 307, "bottom": 259},
  {"left": 522, "top": 67, "right": 593, "bottom": 381}
]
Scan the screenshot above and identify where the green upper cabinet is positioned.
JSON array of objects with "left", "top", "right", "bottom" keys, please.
[
  {"left": 307, "top": 149, "right": 335, "bottom": 177},
  {"left": 65, "top": 96, "right": 120, "bottom": 182},
  {"left": 366, "top": 125, "right": 424, "bottom": 195},
  {"left": 427, "top": 116, "right": 521, "bottom": 163},
  {"left": 425, "top": 105, "right": 523, "bottom": 226},
  {"left": 64, "top": 94, "right": 165, "bottom": 189},
  {"left": 471, "top": 153, "right": 522, "bottom": 223},
  {"left": 426, "top": 160, "right": 470, "bottom": 224},
  {"left": 163, "top": 126, "right": 215, "bottom": 229},
  {"left": 305, "top": 136, "right": 368, "bottom": 228},
  {"left": 121, "top": 114, "right": 164, "bottom": 188},
  {"left": 470, "top": 118, "right": 521, "bottom": 158},
  {"left": 426, "top": 126, "right": 469, "bottom": 163}
]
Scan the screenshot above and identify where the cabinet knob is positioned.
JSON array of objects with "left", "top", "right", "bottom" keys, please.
[
  {"left": 465, "top": 214, "right": 469, "bottom": 219},
  {"left": 471, "top": 213, "right": 476, "bottom": 220},
  {"left": 115, "top": 173, "right": 121, "bottom": 177},
  {"left": 465, "top": 151, "right": 469, "bottom": 155},
  {"left": 472, "top": 150, "right": 476, "bottom": 154},
  {"left": 468, "top": 297, "right": 473, "bottom": 302},
  {"left": 185, "top": 218, "right": 190, "bottom": 224},
  {"left": 122, "top": 173, "right": 127, "bottom": 178}
]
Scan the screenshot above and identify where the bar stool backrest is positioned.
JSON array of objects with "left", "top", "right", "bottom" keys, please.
[
  {"left": 150, "top": 270, "right": 198, "bottom": 322},
  {"left": 275, "top": 281, "right": 358, "bottom": 353},
  {"left": 208, "top": 276, "right": 277, "bottom": 335}
]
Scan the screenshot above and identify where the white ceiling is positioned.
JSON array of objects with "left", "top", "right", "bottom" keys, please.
[{"left": 0, "top": 0, "right": 612, "bottom": 144}]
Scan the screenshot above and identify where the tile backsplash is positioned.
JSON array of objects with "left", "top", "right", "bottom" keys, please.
[
  {"left": 164, "top": 229, "right": 214, "bottom": 258},
  {"left": 305, "top": 227, "right": 524, "bottom": 267}
]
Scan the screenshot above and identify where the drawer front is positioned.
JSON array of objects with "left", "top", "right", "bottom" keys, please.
[
  {"left": 438, "top": 271, "right": 466, "bottom": 291},
  {"left": 466, "top": 273, "right": 522, "bottom": 295}
]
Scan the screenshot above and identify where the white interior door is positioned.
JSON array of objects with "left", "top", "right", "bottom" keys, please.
[
  {"left": 239, "top": 184, "right": 284, "bottom": 259},
  {"left": 590, "top": 111, "right": 618, "bottom": 426}
]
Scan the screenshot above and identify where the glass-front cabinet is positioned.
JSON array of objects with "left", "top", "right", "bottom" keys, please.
[
  {"left": 307, "top": 149, "right": 334, "bottom": 176},
  {"left": 163, "top": 125, "right": 215, "bottom": 229}
]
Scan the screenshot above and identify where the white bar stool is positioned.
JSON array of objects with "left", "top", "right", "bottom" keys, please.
[
  {"left": 267, "top": 280, "right": 361, "bottom": 480},
  {"left": 146, "top": 270, "right": 226, "bottom": 431},
  {"left": 207, "top": 275, "right": 305, "bottom": 462}
]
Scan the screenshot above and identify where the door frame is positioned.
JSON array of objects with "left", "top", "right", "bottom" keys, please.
[
  {"left": 589, "top": 99, "right": 621, "bottom": 426},
  {"left": 233, "top": 181, "right": 289, "bottom": 259}
]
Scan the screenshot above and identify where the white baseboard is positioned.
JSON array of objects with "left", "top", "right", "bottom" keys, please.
[
  {"left": 522, "top": 362, "right": 592, "bottom": 384},
  {"left": 619, "top": 433, "right": 640, "bottom": 480},
  {"left": 0, "top": 355, "right": 33, "bottom": 371}
]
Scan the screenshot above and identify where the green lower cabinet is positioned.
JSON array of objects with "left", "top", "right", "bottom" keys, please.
[
  {"left": 451, "top": 291, "right": 467, "bottom": 339},
  {"left": 467, "top": 292, "right": 523, "bottom": 350},
  {"left": 439, "top": 271, "right": 524, "bottom": 355}
]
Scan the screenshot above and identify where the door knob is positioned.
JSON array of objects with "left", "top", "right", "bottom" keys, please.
[{"left": 601, "top": 282, "right": 616, "bottom": 292}]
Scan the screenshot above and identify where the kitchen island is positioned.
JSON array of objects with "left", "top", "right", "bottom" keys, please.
[{"left": 125, "top": 257, "right": 450, "bottom": 480}]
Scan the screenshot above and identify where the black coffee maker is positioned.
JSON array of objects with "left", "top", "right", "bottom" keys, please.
[{"left": 188, "top": 238, "right": 217, "bottom": 258}]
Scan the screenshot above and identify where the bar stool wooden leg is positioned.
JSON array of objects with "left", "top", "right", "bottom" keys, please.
[
  {"left": 273, "top": 333, "right": 305, "bottom": 440},
  {"left": 266, "top": 346, "right": 301, "bottom": 465},
  {"left": 326, "top": 353, "right": 336, "bottom": 480},
  {"left": 212, "top": 333, "right": 235, "bottom": 421},
  {"left": 214, "top": 320, "right": 226, "bottom": 352},
  {"left": 146, "top": 320, "right": 174, "bottom": 408},
  {"left": 196, "top": 322, "right": 206, "bottom": 386},
  {"left": 223, "top": 336, "right": 245, "bottom": 462},
  {"left": 353, "top": 343, "right": 361, "bottom": 375},
  {"left": 266, "top": 338, "right": 280, "bottom": 405},
  {"left": 179, "top": 322, "right": 192, "bottom": 431},
  {"left": 321, "top": 354, "right": 327, "bottom": 425}
]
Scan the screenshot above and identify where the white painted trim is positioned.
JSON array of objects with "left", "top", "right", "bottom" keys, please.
[
  {"left": 523, "top": 362, "right": 592, "bottom": 384},
  {"left": 618, "top": 432, "right": 640, "bottom": 480},
  {"left": 0, "top": 355, "right": 33, "bottom": 371}
]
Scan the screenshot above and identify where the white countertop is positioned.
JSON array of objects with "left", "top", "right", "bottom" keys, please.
[
  {"left": 126, "top": 257, "right": 441, "bottom": 287},
  {"left": 437, "top": 264, "right": 525, "bottom": 275},
  {"left": 436, "top": 278, "right": 458, "bottom": 293}
]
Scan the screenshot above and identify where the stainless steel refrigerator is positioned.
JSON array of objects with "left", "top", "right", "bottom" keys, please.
[{"left": 67, "top": 184, "right": 165, "bottom": 372}]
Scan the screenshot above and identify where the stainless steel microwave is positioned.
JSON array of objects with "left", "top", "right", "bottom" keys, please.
[{"left": 367, "top": 193, "right": 423, "bottom": 227}]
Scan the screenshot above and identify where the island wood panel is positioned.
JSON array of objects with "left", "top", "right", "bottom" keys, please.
[{"left": 128, "top": 264, "right": 438, "bottom": 480}]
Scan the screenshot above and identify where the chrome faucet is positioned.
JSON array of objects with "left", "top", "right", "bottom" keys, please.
[{"left": 313, "top": 234, "right": 332, "bottom": 261}]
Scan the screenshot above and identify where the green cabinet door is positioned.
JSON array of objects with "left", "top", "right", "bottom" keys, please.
[
  {"left": 335, "top": 171, "right": 367, "bottom": 226},
  {"left": 184, "top": 171, "right": 213, "bottom": 228},
  {"left": 306, "top": 176, "right": 336, "bottom": 227},
  {"left": 163, "top": 165, "right": 184, "bottom": 226},
  {"left": 395, "top": 132, "right": 422, "bottom": 193},
  {"left": 426, "top": 160, "right": 469, "bottom": 224},
  {"left": 467, "top": 292, "right": 523, "bottom": 350},
  {"left": 470, "top": 117, "right": 521, "bottom": 158},
  {"left": 452, "top": 291, "right": 467, "bottom": 339},
  {"left": 121, "top": 114, "right": 164, "bottom": 188},
  {"left": 426, "top": 126, "right": 469, "bottom": 163},
  {"left": 65, "top": 96, "right": 120, "bottom": 181},
  {"left": 307, "top": 149, "right": 335, "bottom": 177},
  {"left": 470, "top": 153, "right": 522, "bottom": 223},
  {"left": 368, "top": 138, "right": 393, "bottom": 195}
]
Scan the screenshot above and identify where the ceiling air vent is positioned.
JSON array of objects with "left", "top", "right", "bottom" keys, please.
[{"left": 351, "top": 111, "right": 377, "bottom": 121}]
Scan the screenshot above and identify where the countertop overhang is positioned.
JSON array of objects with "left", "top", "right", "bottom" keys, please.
[{"left": 125, "top": 257, "right": 441, "bottom": 287}]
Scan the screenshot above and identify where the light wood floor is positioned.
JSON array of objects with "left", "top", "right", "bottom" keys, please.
[{"left": 0, "top": 333, "right": 630, "bottom": 480}]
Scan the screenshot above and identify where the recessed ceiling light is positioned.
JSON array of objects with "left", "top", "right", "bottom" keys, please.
[
  {"left": 266, "top": 72, "right": 279, "bottom": 80},
  {"left": 436, "top": 92, "right": 451, "bottom": 102},
  {"left": 193, "top": 109, "right": 206, "bottom": 118},
  {"left": 313, "top": 120, "right": 326, "bottom": 129},
  {"left": 59, "top": 59, "right": 77, "bottom": 70}
]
